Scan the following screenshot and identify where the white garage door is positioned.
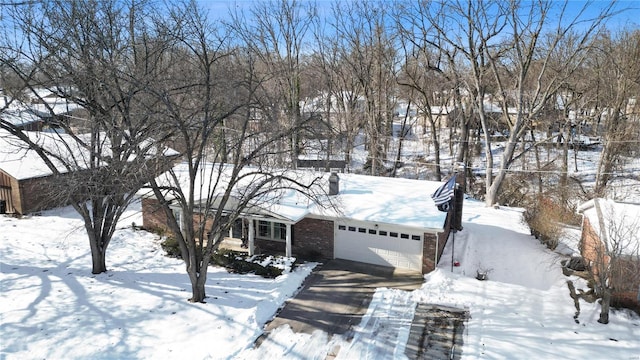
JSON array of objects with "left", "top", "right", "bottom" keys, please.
[{"left": 334, "top": 221, "right": 423, "bottom": 271}]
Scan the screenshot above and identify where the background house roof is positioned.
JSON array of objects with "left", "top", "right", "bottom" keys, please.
[
  {"left": 0, "top": 130, "right": 178, "bottom": 180},
  {"left": 0, "top": 130, "right": 89, "bottom": 180}
]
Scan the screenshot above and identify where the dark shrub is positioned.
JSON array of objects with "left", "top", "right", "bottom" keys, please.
[
  {"left": 160, "top": 237, "right": 181, "bottom": 258},
  {"left": 212, "top": 250, "right": 284, "bottom": 278}
]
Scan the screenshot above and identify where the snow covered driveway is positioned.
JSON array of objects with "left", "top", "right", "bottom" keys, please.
[{"left": 260, "top": 259, "right": 423, "bottom": 336}]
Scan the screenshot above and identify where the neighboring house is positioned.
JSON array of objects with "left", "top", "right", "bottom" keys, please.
[
  {"left": 300, "top": 91, "right": 366, "bottom": 134},
  {"left": 1, "top": 89, "right": 83, "bottom": 131},
  {"left": 0, "top": 130, "right": 177, "bottom": 215},
  {"left": 0, "top": 110, "right": 45, "bottom": 131},
  {"left": 296, "top": 154, "right": 347, "bottom": 173},
  {"left": 142, "top": 163, "right": 463, "bottom": 274},
  {"left": 0, "top": 130, "right": 78, "bottom": 214},
  {"left": 577, "top": 199, "right": 640, "bottom": 309}
]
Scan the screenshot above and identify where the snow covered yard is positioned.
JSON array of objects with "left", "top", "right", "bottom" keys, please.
[
  {"left": 1, "top": 198, "right": 639, "bottom": 359},
  {"left": 0, "top": 202, "right": 315, "bottom": 360}
]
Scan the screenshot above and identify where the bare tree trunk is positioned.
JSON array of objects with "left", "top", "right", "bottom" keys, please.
[
  {"left": 598, "top": 289, "right": 611, "bottom": 324},
  {"left": 392, "top": 99, "right": 412, "bottom": 177},
  {"left": 560, "top": 120, "right": 570, "bottom": 203},
  {"left": 87, "top": 232, "right": 108, "bottom": 274},
  {"left": 530, "top": 129, "right": 543, "bottom": 195},
  {"left": 428, "top": 113, "right": 442, "bottom": 181}
]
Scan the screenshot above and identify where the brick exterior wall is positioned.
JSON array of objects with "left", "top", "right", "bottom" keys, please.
[
  {"left": 19, "top": 176, "right": 64, "bottom": 214},
  {"left": 292, "top": 217, "right": 334, "bottom": 260},
  {"left": 422, "top": 230, "right": 449, "bottom": 273},
  {"left": 422, "top": 209, "right": 452, "bottom": 273},
  {"left": 580, "top": 216, "right": 640, "bottom": 309},
  {"left": 254, "top": 238, "right": 286, "bottom": 254},
  {"left": 142, "top": 197, "right": 171, "bottom": 233},
  {"left": 580, "top": 217, "right": 602, "bottom": 272},
  {"left": 3, "top": 172, "right": 79, "bottom": 215},
  {"left": 422, "top": 233, "right": 438, "bottom": 273}
]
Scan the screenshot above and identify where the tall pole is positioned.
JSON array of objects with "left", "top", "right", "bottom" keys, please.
[{"left": 451, "top": 230, "right": 455, "bottom": 272}]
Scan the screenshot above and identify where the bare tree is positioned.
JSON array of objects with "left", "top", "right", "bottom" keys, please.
[
  {"left": 395, "top": 1, "right": 456, "bottom": 181},
  {"left": 228, "top": 0, "right": 316, "bottom": 169},
  {"left": 0, "top": 0, "right": 176, "bottom": 273},
  {"left": 423, "top": 0, "right": 508, "bottom": 198},
  {"left": 144, "top": 2, "right": 325, "bottom": 303},
  {"left": 580, "top": 199, "right": 640, "bottom": 324},
  {"left": 590, "top": 29, "right": 640, "bottom": 195},
  {"left": 423, "top": 0, "right": 614, "bottom": 206},
  {"left": 483, "top": 1, "right": 612, "bottom": 206},
  {"left": 332, "top": 1, "right": 399, "bottom": 176},
  {"left": 309, "top": 17, "right": 367, "bottom": 173}
]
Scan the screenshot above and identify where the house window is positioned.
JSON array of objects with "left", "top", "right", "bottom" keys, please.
[
  {"left": 257, "top": 220, "right": 287, "bottom": 241},
  {"left": 401, "top": 233, "right": 410, "bottom": 239},
  {"left": 368, "top": 229, "right": 377, "bottom": 234},
  {"left": 274, "top": 222, "right": 287, "bottom": 240},
  {"left": 348, "top": 226, "right": 356, "bottom": 231},
  {"left": 411, "top": 235, "right": 421, "bottom": 241},
  {"left": 358, "top": 227, "right": 366, "bottom": 233},
  {"left": 258, "top": 220, "right": 270, "bottom": 237},
  {"left": 338, "top": 225, "right": 346, "bottom": 230},
  {"left": 379, "top": 230, "right": 387, "bottom": 236},
  {"left": 389, "top": 232, "right": 398, "bottom": 237},
  {"left": 231, "top": 219, "right": 243, "bottom": 238}
]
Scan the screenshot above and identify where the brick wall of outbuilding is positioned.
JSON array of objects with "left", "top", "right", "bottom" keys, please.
[
  {"left": 19, "top": 174, "right": 73, "bottom": 214},
  {"left": 580, "top": 217, "right": 603, "bottom": 273}
]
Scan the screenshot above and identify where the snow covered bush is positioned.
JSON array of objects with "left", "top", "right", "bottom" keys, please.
[{"left": 524, "top": 196, "right": 578, "bottom": 250}]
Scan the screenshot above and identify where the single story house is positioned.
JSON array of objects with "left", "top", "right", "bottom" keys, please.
[
  {"left": 0, "top": 130, "right": 177, "bottom": 215},
  {"left": 577, "top": 199, "right": 640, "bottom": 309},
  {"left": 1, "top": 89, "right": 83, "bottom": 131},
  {"left": 0, "top": 130, "right": 78, "bottom": 214},
  {"left": 142, "top": 163, "right": 462, "bottom": 274}
]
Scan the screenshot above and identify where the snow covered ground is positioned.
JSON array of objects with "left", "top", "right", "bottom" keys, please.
[
  {"left": 1, "top": 197, "right": 639, "bottom": 359},
  {"left": 0, "top": 202, "right": 315, "bottom": 359},
  {"left": 240, "top": 198, "right": 640, "bottom": 359}
]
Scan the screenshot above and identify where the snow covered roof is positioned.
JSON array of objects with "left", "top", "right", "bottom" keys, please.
[
  {"left": 1, "top": 91, "right": 82, "bottom": 118},
  {"left": 578, "top": 198, "right": 640, "bottom": 256},
  {"left": 300, "top": 91, "right": 365, "bottom": 114},
  {"left": 0, "top": 130, "right": 179, "bottom": 180},
  {"left": 1, "top": 110, "right": 43, "bottom": 127},
  {"left": 155, "top": 163, "right": 450, "bottom": 231},
  {"left": 0, "top": 130, "right": 91, "bottom": 180},
  {"left": 313, "top": 172, "right": 449, "bottom": 231},
  {"left": 30, "top": 101, "right": 82, "bottom": 117}
]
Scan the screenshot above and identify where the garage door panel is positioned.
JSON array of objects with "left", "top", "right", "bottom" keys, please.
[{"left": 335, "top": 222, "right": 423, "bottom": 271}]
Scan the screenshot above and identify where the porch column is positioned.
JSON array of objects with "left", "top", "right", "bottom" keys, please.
[
  {"left": 285, "top": 223, "right": 292, "bottom": 257},
  {"left": 248, "top": 219, "right": 255, "bottom": 256}
]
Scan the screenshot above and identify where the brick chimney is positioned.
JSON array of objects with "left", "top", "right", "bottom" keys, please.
[{"left": 329, "top": 172, "right": 339, "bottom": 195}]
